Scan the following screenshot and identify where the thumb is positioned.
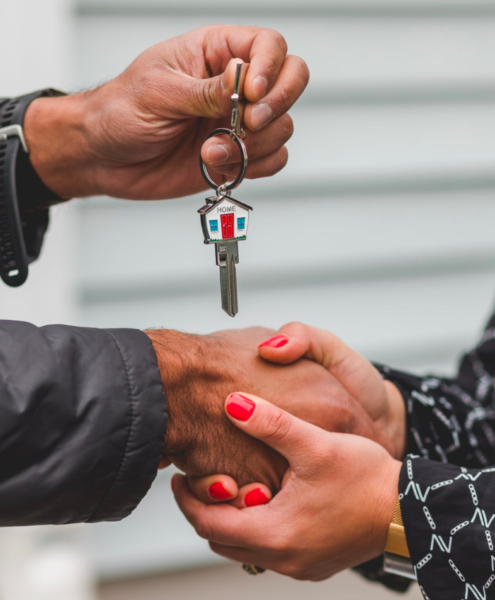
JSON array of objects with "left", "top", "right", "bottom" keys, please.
[
  {"left": 181, "top": 58, "right": 247, "bottom": 119},
  {"left": 258, "top": 322, "right": 385, "bottom": 418},
  {"left": 225, "top": 393, "right": 327, "bottom": 466}
]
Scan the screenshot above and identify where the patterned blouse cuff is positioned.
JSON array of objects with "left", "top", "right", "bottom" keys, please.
[{"left": 399, "top": 455, "right": 495, "bottom": 599}]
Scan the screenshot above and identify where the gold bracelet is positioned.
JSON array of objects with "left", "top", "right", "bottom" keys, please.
[{"left": 384, "top": 498, "right": 410, "bottom": 558}]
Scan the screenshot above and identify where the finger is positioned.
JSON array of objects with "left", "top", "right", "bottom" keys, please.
[
  {"left": 244, "top": 55, "right": 310, "bottom": 131},
  {"left": 213, "top": 146, "right": 288, "bottom": 180},
  {"left": 179, "top": 58, "right": 247, "bottom": 119},
  {"left": 229, "top": 483, "right": 272, "bottom": 509},
  {"left": 225, "top": 393, "right": 327, "bottom": 465},
  {"left": 201, "top": 113, "right": 293, "bottom": 166},
  {"left": 172, "top": 474, "right": 266, "bottom": 547},
  {"left": 211, "top": 27, "right": 289, "bottom": 103},
  {"left": 187, "top": 474, "right": 238, "bottom": 504},
  {"left": 258, "top": 322, "right": 387, "bottom": 421}
]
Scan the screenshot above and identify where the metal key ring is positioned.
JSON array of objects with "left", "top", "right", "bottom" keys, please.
[{"left": 200, "top": 128, "right": 248, "bottom": 194}]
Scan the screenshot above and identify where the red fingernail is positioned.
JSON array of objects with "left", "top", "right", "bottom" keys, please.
[
  {"left": 245, "top": 488, "right": 269, "bottom": 507},
  {"left": 226, "top": 394, "right": 255, "bottom": 421},
  {"left": 259, "top": 335, "right": 289, "bottom": 349},
  {"left": 209, "top": 482, "right": 231, "bottom": 501}
]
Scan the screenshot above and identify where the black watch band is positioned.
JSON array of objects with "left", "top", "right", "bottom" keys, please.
[{"left": 0, "top": 89, "right": 65, "bottom": 286}]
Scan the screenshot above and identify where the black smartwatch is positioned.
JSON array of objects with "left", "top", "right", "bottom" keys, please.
[{"left": 0, "top": 89, "right": 65, "bottom": 286}]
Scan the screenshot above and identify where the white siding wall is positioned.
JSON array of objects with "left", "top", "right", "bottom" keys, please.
[{"left": 22, "top": 0, "right": 495, "bottom": 591}]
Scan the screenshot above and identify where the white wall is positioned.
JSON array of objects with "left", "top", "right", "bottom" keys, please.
[{"left": 1, "top": 0, "right": 495, "bottom": 597}]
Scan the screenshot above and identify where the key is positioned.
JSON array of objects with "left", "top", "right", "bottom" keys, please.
[
  {"left": 198, "top": 62, "right": 251, "bottom": 317},
  {"left": 215, "top": 241, "right": 239, "bottom": 317}
]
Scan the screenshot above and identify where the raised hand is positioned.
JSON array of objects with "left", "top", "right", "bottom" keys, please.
[
  {"left": 258, "top": 323, "right": 407, "bottom": 460},
  {"left": 24, "top": 26, "right": 309, "bottom": 201},
  {"left": 173, "top": 393, "right": 401, "bottom": 580},
  {"left": 145, "top": 326, "right": 394, "bottom": 492}
]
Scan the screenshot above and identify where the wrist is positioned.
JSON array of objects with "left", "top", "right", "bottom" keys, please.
[
  {"left": 24, "top": 93, "right": 100, "bottom": 198},
  {"left": 145, "top": 329, "right": 211, "bottom": 457},
  {"left": 383, "top": 380, "right": 407, "bottom": 460}
]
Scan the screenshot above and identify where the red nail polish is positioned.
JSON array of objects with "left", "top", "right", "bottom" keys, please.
[
  {"left": 226, "top": 394, "right": 255, "bottom": 421},
  {"left": 245, "top": 488, "right": 269, "bottom": 507},
  {"left": 259, "top": 335, "right": 289, "bottom": 349},
  {"left": 209, "top": 482, "right": 231, "bottom": 501}
]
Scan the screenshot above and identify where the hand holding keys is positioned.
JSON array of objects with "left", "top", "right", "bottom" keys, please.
[{"left": 199, "top": 63, "right": 253, "bottom": 317}]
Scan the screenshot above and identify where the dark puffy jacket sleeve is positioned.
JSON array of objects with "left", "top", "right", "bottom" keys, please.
[{"left": 0, "top": 320, "right": 167, "bottom": 526}]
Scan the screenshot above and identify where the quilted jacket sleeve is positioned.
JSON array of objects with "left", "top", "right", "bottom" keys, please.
[{"left": 0, "top": 321, "right": 167, "bottom": 525}]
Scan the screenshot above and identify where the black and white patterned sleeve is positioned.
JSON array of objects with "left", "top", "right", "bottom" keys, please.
[
  {"left": 399, "top": 456, "right": 495, "bottom": 599},
  {"left": 377, "top": 310, "right": 495, "bottom": 468},
  {"left": 372, "top": 312, "right": 495, "bottom": 597}
]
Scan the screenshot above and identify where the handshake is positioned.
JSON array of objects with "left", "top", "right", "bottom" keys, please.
[{"left": 146, "top": 322, "right": 406, "bottom": 581}]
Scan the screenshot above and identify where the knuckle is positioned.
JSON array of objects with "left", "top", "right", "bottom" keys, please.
[
  {"left": 200, "top": 80, "right": 221, "bottom": 118},
  {"left": 282, "top": 561, "right": 307, "bottom": 580},
  {"left": 267, "top": 531, "right": 292, "bottom": 554},
  {"left": 274, "top": 32, "right": 289, "bottom": 56},
  {"left": 263, "top": 408, "right": 293, "bottom": 444},
  {"left": 283, "top": 320, "right": 307, "bottom": 337},
  {"left": 295, "top": 56, "right": 311, "bottom": 85},
  {"left": 278, "top": 85, "right": 293, "bottom": 113},
  {"left": 282, "top": 114, "right": 295, "bottom": 142},
  {"left": 194, "top": 517, "right": 214, "bottom": 541}
]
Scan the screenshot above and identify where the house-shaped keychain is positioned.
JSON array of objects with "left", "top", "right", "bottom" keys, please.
[{"left": 198, "top": 195, "right": 253, "bottom": 244}]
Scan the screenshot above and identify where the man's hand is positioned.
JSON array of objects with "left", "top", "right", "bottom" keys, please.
[
  {"left": 258, "top": 323, "right": 407, "bottom": 460},
  {"left": 145, "top": 327, "right": 395, "bottom": 492},
  {"left": 173, "top": 394, "right": 401, "bottom": 580},
  {"left": 24, "top": 26, "right": 309, "bottom": 200}
]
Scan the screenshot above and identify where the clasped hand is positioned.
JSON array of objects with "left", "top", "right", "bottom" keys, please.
[{"left": 156, "top": 323, "right": 406, "bottom": 581}]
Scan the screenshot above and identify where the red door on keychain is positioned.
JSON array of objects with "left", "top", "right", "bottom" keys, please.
[{"left": 221, "top": 213, "right": 234, "bottom": 239}]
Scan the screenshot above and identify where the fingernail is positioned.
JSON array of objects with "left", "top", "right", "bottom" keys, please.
[
  {"left": 245, "top": 488, "right": 269, "bottom": 507},
  {"left": 250, "top": 103, "right": 273, "bottom": 130},
  {"left": 171, "top": 476, "right": 176, "bottom": 492},
  {"left": 206, "top": 144, "right": 230, "bottom": 164},
  {"left": 259, "top": 335, "right": 289, "bottom": 349},
  {"left": 253, "top": 75, "right": 268, "bottom": 99},
  {"left": 209, "top": 482, "right": 232, "bottom": 501},
  {"left": 226, "top": 394, "right": 255, "bottom": 422}
]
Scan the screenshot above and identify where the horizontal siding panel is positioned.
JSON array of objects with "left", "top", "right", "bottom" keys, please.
[
  {"left": 76, "top": 190, "right": 495, "bottom": 288},
  {"left": 78, "top": 270, "right": 495, "bottom": 369},
  {"left": 78, "top": 0, "right": 495, "bottom": 16},
  {"left": 75, "top": 16, "right": 495, "bottom": 90}
]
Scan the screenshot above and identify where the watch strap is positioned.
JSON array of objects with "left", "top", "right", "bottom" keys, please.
[
  {"left": 384, "top": 498, "right": 410, "bottom": 558},
  {"left": 0, "top": 89, "right": 65, "bottom": 286},
  {"left": 383, "top": 497, "right": 416, "bottom": 580}
]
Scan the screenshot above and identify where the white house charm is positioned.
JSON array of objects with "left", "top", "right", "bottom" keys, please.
[
  {"left": 198, "top": 194, "right": 253, "bottom": 317},
  {"left": 198, "top": 196, "right": 252, "bottom": 244}
]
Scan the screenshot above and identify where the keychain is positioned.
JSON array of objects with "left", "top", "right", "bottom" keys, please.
[{"left": 198, "top": 63, "right": 252, "bottom": 317}]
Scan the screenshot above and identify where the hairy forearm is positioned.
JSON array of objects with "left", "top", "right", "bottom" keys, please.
[{"left": 24, "top": 93, "right": 99, "bottom": 199}]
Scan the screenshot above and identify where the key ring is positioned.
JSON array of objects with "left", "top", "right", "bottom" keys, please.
[{"left": 199, "top": 128, "right": 248, "bottom": 197}]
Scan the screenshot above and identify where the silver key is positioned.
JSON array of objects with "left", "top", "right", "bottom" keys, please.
[
  {"left": 215, "top": 241, "right": 239, "bottom": 317},
  {"left": 198, "top": 63, "right": 252, "bottom": 317}
]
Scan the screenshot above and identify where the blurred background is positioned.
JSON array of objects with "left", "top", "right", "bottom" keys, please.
[{"left": 1, "top": 0, "right": 495, "bottom": 598}]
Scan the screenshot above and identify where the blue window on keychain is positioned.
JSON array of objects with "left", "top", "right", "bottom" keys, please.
[
  {"left": 210, "top": 220, "right": 219, "bottom": 232},
  {"left": 237, "top": 217, "right": 246, "bottom": 230}
]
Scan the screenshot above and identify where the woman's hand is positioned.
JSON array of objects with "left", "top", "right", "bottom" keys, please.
[
  {"left": 173, "top": 393, "right": 401, "bottom": 581},
  {"left": 258, "top": 323, "right": 407, "bottom": 460},
  {"left": 25, "top": 26, "right": 308, "bottom": 200}
]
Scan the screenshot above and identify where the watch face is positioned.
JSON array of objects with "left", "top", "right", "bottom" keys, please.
[{"left": 383, "top": 552, "right": 417, "bottom": 581}]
